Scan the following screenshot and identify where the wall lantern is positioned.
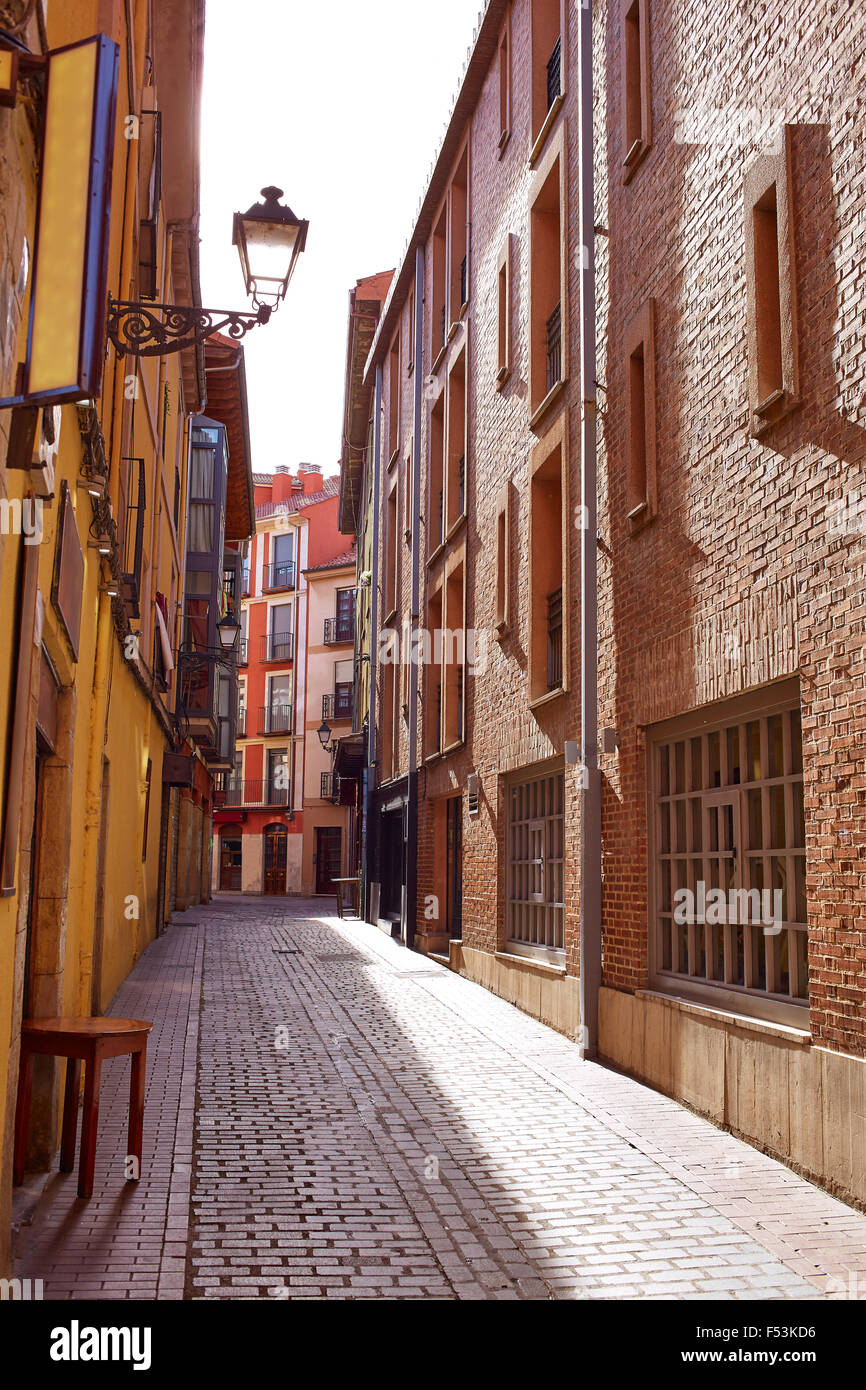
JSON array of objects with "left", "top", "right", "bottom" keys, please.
[
  {"left": 107, "top": 186, "right": 308, "bottom": 359},
  {"left": 0, "top": 44, "right": 20, "bottom": 106},
  {"left": 317, "top": 720, "right": 334, "bottom": 753},
  {"left": 217, "top": 610, "right": 241, "bottom": 653},
  {"left": 232, "top": 186, "right": 309, "bottom": 310}
]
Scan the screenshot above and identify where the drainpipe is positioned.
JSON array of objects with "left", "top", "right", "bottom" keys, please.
[
  {"left": 364, "top": 365, "right": 383, "bottom": 922},
  {"left": 405, "top": 246, "right": 424, "bottom": 950},
  {"left": 578, "top": 0, "right": 602, "bottom": 1059}
]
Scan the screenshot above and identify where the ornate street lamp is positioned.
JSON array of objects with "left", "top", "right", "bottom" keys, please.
[
  {"left": 217, "top": 610, "right": 241, "bottom": 653},
  {"left": 107, "top": 187, "right": 308, "bottom": 358},
  {"left": 317, "top": 720, "right": 334, "bottom": 753}
]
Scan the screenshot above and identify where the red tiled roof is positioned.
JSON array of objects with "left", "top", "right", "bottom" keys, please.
[{"left": 304, "top": 548, "right": 357, "bottom": 575}]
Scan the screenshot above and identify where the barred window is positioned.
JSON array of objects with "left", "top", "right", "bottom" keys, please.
[
  {"left": 650, "top": 684, "right": 807, "bottom": 1025},
  {"left": 507, "top": 766, "right": 564, "bottom": 960}
]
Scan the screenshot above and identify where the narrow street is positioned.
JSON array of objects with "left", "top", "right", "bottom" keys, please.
[{"left": 11, "top": 899, "right": 866, "bottom": 1301}]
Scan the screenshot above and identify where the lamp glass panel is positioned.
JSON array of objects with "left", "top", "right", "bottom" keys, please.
[
  {"left": 241, "top": 219, "right": 300, "bottom": 284},
  {"left": 29, "top": 44, "right": 97, "bottom": 394},
  {"left": 0, "top": 49, "right": 14, "bottom": 93}
]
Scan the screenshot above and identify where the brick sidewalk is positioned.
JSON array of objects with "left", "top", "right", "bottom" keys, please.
[{"left": 13, "top": 897, "right": 866, "bottom": 1299}]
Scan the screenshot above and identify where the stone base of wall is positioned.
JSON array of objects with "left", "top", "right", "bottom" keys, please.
[
  {"left": 427, "top": 941, "right": 582, "bottom": 1041},
  {"left": 599, "top": 986, "right": 866, "bottom": 1210}
]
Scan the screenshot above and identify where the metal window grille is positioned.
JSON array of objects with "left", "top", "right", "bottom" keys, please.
[
  {"left": 547, "top": 587, "right": 563, "bottom": 690},
  {"left": 651, "top": 701, "right": 807, "bottom": 1007},
  {"left": 546, "top": 35, "right": 561, "bottom": 111},
  {"left": 546, "top": 302, "right": 562, "bottom": 394},
  {"left": 507, "top": 770, "right": 565, "bottom": 953}
]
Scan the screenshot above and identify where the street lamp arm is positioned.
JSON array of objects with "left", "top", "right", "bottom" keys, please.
[{"left": 106, "top": 296, "right": 272, "bottom": 359}]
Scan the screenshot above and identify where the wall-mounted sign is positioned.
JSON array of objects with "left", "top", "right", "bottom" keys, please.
[{"left": 0, "top": 34, "right": 119, "bottom": 409}]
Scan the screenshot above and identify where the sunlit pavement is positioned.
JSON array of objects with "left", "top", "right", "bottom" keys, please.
[{"left": 13, "top": 897, "right": 866, "bottom": 1300}]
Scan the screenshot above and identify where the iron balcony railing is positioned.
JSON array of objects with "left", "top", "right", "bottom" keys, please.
[
  {"left": 263, "top": 561, "right": 296, "bottom": 593},
  {"left": 321, "top": 772, "right": 342, "bottom": 802},
  {"left": 547, "top": 34, "right": 562, "bottom": 112},
  {"left": 257, "top": 704, "right": 293, "bottom": 736},
  {"left": 218, "top": 776, "right": 290, "bottom": 808},
  {"left": 260, "top": 632, "right": 294, "bottom": 663},
  {"left": 546, "top": 301, "right": 562, "bottom": 394},
  {"left": 324, "top": 616, "right": 354, "bottom": 645},
  {"left": 547, "top": 587, "right": 563, "bottom": 691},
  {"left": 323, "top": 689, "right": 353, "bottom": 722}
]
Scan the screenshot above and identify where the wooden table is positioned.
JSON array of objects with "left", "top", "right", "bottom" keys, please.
[
  {"left": 331, "top": 876, "right": 361, "bottom": 920},
  {"left": 14, "top": 1017, "right": 153, "bottom": 1200}
]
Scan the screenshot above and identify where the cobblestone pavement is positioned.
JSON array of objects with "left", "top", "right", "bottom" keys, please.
[{"left": 13, "top": 898, "right": 866, "bottom": 1300}]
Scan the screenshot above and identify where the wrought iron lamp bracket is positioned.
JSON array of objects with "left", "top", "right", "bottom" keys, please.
[{"left": 106, "top": 295, "right": 272, "bottom": 358}]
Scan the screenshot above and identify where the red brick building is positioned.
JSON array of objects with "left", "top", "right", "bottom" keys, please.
[{"left": 342, "top": 0, "right": 866, "bottom": 1207}]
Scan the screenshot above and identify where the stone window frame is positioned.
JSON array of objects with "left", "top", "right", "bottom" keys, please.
[
  {"left": 528, "top": 121, "right": 569, "bottom": 428},
  {"left": 496, "top": 232, "right": 513, "bottom": 387},
  {"left": 504, "top": 758, "right": 566, "bottom": 963},
  {"left": 528, "top": 410, "right": 569, "bottom": 707},
  {"left": 621, "top": 0, "right": 652, "bottom": 184}
]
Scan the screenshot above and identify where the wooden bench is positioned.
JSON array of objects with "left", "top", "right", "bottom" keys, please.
[{"left": 13, "top": 1017, "right": 152, "bottom": 1200}]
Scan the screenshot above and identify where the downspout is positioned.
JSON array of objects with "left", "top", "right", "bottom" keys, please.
[
  {"left": 364, "top": 365, "right": 383, "bottom": 922},
  {"left": 405, "top": 246, "right": 424, "bottom": 950},
  {"left": 579, "top": 0, "right": 602, "bottom": 1059}
]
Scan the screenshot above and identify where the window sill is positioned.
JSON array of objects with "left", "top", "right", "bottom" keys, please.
[
  {"left": 441, "top": 737, "right": 465, "bottom": 758},
  {"left": 529, "top": 377, "right": 565, "bottom": 432},
  {"left": 426, "top": 542, "right": 445, "bottom": 569},
  {"left": 444, "top": 512, "right": 466, "bottom": 546},
  {"left": 431, "top": 344, "right": 447, "bottom": 375},
  {"left": 750, "top": 390, "right": 800, "bottom": 438},
  {"left": 382, "top": 607, "right": 398, "bottom": 629},
  {"left": 622, "top": 137, "right": 650, "bottom": 185},
  {"left": 638, "top": 987, "right": 811, "bottom": 1044},
  {"left": 495, "top": 619, "right": 508, "bottom": 640},
  {"left": 498, "top": 128, "right": 511, "bottom": 158},
  {"left": 387, "top": 448, "right": 399, "bottom": 470},
  {"left": 496, "top": 364, "right": 511, "bottom": 391},
  {"left": 529, "top": 92, "right": 565, "bottom": 169},
  {"left": 424, "top": 749, "right": 442, "bottom": 766},
  {"left": 497, "top": 948, "right": 566, "bottom": 976},
  {"left": 529, "top": 685, "right": 566, "bottom": 712},
  {"left": 627, "top": 500, "right": 655, "bottom": 535}
]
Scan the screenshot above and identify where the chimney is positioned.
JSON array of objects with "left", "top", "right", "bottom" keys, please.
[{"left": 299, "top": 462, "right": 323, "bottom": 496}]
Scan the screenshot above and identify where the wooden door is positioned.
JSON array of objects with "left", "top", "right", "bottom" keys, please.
[
  {"left": 264, "top": 826, "right": 288, "bottom": 895},
  {"left": 220, "top": 836, "right": 242, "bottom": 892}
]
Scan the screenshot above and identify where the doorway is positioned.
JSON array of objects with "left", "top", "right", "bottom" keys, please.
[
  {"left": 446, "top": 795, "right": 463, "bottom": 939},
  {"left": 263, "top": 824, "right": 288, "bottom": 895},
  {"left": 379, "top": 808, "right": 404, "bottom": 928},
  {"left": 315, "top": 826, "right": 342, "bottom": 894},
  {"left": 219, "top": 829, "right": 243, "bottom": 892}
]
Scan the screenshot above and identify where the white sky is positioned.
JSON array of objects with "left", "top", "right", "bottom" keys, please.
[{"left": 199, "top": 0, "right": 482, "bottom": 478}]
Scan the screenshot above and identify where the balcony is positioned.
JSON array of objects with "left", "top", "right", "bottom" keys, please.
[
  {"left": 257, "top": 704, "right": 293, "bottom": 736},
  {"left": 321, "top": 772, "right": 342, "bottom": 803},
  {"left": 260, "top": 632, "right": 294, "bottom": 663},
  {"left": 323, "top": 689, "right": 353, "bottom": 722},
  {"left": 546, "top": 35, "right": 561, "bottom": 112},
  {"left": 323, "top": 617, "right": 354, "bottom": 645},
  {"left": 263, "top": 561, "right": 296, "bottom": 593},
  {"left": 546, "top": 302, "right": 562, "bottom": 395},
  {"left": 237, "top": 710, "right": 246, "bottom": 739},
  {"left": 218, "top": 776, "right": 290, "bottom": 808}
]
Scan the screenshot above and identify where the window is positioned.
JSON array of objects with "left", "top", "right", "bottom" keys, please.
[
  {"left": 622, "top": 0, "right": 651, "bottom": 182},
  {"left": 137, "top": 109, "right": 161, "bottom": 299},
  {"left": 744, "top": 126, "right": 799, "bottom": 435},
  {"left": 498, "top": 16, "right": 511, "bottom": 151},
  {"left": 334, "top": 659, "right": 354, "bottom": 721},
  {"left": 624, "top": 298, "right": 657, "bottom": 529},
  {"left": 388, "top": 333, "right": 400, "bottom": 461},
  {"left": 449, "top": 146, "right": 469, "bottom": 326},
  {"left": 649, "top": 682, "right": 807, "bottom": 1026},
  {"left": 497, "top": 235, "right": 513, "bottom": 385},
  {"left": 431, "top": 206, "right": 448, "bottom": 362},
  {"left": 529, "top": 136, "right": 566, "bottom": 421},
  {"left": 446, "top": 345, "right": 467, "bottom": 533},
  {"left": 495, "top": 481, "right": 513, "bottom": 633},
  {"left": 428, "top": 391, "right": 445, "bottom": 557},
  {"left": 530, "top": 0, "right": 565, "bottom": 157},
  {"left": 404, "top": 447, "right": 413, "bottom": 544},
  {"left": 141, "top": 759, "right": 152, "bottom": 861},
  {"left": 263, "top": 675, "right": 292, "bottom": 735},
  {"left": 266, "top": 530, "right": 294, "bottom": 591},
  {"left": 529, "top": 417, "right": 567, "bottom": 704},
  {"left": 267, "top": 603, "right": 293, "bottom": 662},
  {"left": 120, "top": 456, "right": 146, "bottom": 615},
  {"left": 385, "top": 474, "right": 398, "bottom": 617},
  {"left": 266, "top": 749, "right": 289, "bottom": 805},
  {"left": 426, "top": 582, "right": 443, "bottom": 755},
  {"left": 443, "top": 558, "right": 465, "bottom": 749},
  {"left": 507, "top": 765, "right": 565, "bottom": 959},
  {"left": 407, "top": 288, "right": 415, "bottom": 373}
]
